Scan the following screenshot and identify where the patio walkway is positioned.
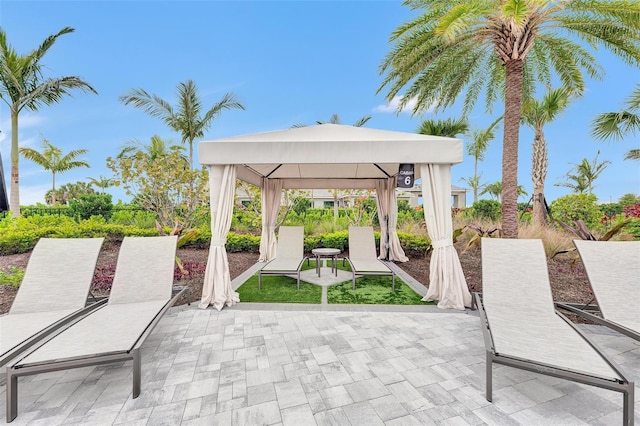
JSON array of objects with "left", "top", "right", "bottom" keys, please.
[{"left": 1, "top": 303, "right": 638, "bottom": 425}]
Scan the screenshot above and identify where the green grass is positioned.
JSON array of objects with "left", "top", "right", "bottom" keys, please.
[
  {"left": 236, "top": 273, "right": 323, "bottom": 303},
  {"left": 236, "top": 258, "right": 432, "bottom": 306},
  {"left": 327, "top": 275, "right": 431, "bottom": 305},
  {"left": 0, "top": 266, "right": 24, "bottom": 288}
]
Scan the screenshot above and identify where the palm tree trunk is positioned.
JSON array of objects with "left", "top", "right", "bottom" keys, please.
[
  {"left": 473, "top": 159, "right": 479, "bottom": 203},
  {"left": 531, "top": 131, "right": 547, "bottom": 227},
  {"left": 51, "top": 172, "right": 57, "bottom": 206},
  {"left": 501, "top": 60, "right": 524, "bottom": 238},
  {"left": 10, "top": 110, "right": 20, "bottom": 217}
]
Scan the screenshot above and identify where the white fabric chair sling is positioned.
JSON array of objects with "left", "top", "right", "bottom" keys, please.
[
  {"left": 346, "top": 226, "right": 395, "bottom": 291},
  {"left": 258, "top": 226, "right": 306, "bottom": 290},
  {"left": 6, "top": 236, "right": 186, "bottom": 423},
  {"left": 476, "top": 238, "right": 634, "bottom": 425},
  {"left": 0, "top": 238, "right": 105, "bottom": 369},
  {"left": 557, "top": 240, "right": 640, "bottom": 342}
]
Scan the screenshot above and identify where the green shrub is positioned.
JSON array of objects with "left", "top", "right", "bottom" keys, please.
[
  {"left": 471, "top": 199, "right": 502, "bottom": 221},
  {"left": 550, "top": 193, "right": 602, "bottom": 229},
  {"left": 398, "top": 232, "right": 431, "bottom": 256},
  {"left": 68, "top": 194, "right": 114, "bottom": 221},
  {"left": 0, "top": 266, "right": 24, "bottom": 288},
  {"left": 109, "top": 209, "right": 157, "bottom": 228}
]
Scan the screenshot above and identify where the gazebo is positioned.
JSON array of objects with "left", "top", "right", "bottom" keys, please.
[{"left": 197, "top": 124, "right": 472, "bottom": 311}]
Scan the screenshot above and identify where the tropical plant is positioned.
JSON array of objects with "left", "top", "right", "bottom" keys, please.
[
  {"left": 377, "top": 0, "right": 640, "bottom": 238},
  {"left": 68, "top": 193, "right": 113, "bottom": 221},
  {"left": 550, "top": 193, "right": 602, "bottom": 229},
  {"left": 19, "top": 139, "right": 90, "bottom": 205},
  {"left": 522, "top": 88, "right": 575, "bottom": 227},
  {"left": 106, "top": 136, "right": 209, "bottom": 229},
  {"left": 117, "top": 134, "right": 188, "bottom": 163},
  {"left": 292, "top": 113, "right": 371, "bottom": 128},
  {"left": 0, "top": 26, "right": 97, "bottom": 216},
  {"left": 592, "top": 84, "right": 640, "bottom": 161},
  {"left": 417, "top": 117, "right": 468, "bottom": 137},
  {"left": 45, "top": 181, "right": 96, "bottom": 205},
  {"left": 119, "top": 79, "right": 244, "bottom": 168},
  {"left": 87, "top": 175, "right": 117, "bottom": 194},
  {"left": 480, "top": 181, "right": 527, "bottom": 202},
  {"left": 556, "top": 151, "right": 610, "bottom": 194},
  {"left": 461, "top": 116, "right": 502, "bottom": 203}
]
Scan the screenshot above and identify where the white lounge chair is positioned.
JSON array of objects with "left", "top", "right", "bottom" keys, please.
[
  {"left": 258, "top": 226, "right": 306, "bottom": 290},
  {"left": 6, "top": 236, "right": 186, "bottom": 423},
  {"left": 346, "top": 226, "right": 395, "bottom": 291},
  {"left": 557, "top": 240, "right": 640, "bottom": 342},
  {"left": 476, "top": 238, "right": 634, "bottom": 425},
  {"left": 0, "top": 238, "right": 105, "bottom": 369}
]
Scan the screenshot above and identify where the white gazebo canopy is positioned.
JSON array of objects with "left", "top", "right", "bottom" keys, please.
[{"left": 197, "top": 124, "right": 472, "bottom": 311}]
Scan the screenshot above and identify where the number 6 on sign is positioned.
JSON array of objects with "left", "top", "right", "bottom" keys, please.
[{"left": 397, "top": 164, "right": 414, "bottom": 188}]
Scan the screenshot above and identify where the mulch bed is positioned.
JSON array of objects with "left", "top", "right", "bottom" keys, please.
[{"left": 0, "top": 241, "right": 593, "bottom": 318}]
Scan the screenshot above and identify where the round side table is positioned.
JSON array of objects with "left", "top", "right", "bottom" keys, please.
[{"left": 311, "top": 248, "right": 341, "bottom": 277}]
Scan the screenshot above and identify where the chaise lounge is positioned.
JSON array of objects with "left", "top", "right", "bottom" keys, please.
[
  {"left": 0, "top": 238, "right": 105, "bottom": 369},
  {"left": 476, "top": 238, "right": 634, "bottom": 425},
  {"left": 557, "top": 239, "right": 640, "bottom": 342},
  {"left": 346, "top": 226, "right": 395, "bottom": 291},
  {"left": 5, "top": 235, "right": 186, "bottom": 423},
  {"left": 258, "top": 226, "right": 307, "bottom": 290}
]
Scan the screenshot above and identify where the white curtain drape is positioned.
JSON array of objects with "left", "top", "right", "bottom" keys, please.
[
  {"left": 375, "top": 178, "right": 408, "bottom": 262},
  {"left": 258, "top": 179, "right": 283, "bottom": 261},
  {"left": 420, "top": 164, "right": 472, "bottom": 310},
  {"left": 199, "top": 165, "right": 240, "bottom": 311}
]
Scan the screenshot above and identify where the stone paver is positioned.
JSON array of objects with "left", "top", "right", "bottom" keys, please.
[{"left": 0, "top": 305, "right": 638, "bottom": 425}]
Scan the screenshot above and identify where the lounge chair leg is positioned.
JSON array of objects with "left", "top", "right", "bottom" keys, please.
[
  {"left": 297, "top": 273, "right": 300, "bottom": 290},
  {"left": 7, "top": 367, "right": 18, "bottom": 423},
  {"left": 132, "top": 349, "right": 141, "bottom": 399},
  {"left": 624, "top": 384, "right": 634, "bottom": 426},
  {"left": 352, "top": 275, "right": 356, "bottom": 290},
  {"left": 258, "top": 273, "right": 262, "bottom": 290},
  {"left": 392, "top": 274, "right": 395, "bottom": 292},
  {"left": 485, "top": 351, "right": 493, "bottom": 402}
]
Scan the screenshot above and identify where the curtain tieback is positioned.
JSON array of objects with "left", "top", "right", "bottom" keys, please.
[
  {"left": 211, "top": 237, "right": 227, "bottom": 246},
  {"left": 431, "top": 238, "right": 453, "bottom": 249}
]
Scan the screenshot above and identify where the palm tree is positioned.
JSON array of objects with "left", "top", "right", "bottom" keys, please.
[
  {"left": 87, "top": 175, "right": 116, "bottom": 194},
  {"left": 417, "top": 117, "right": 468, "bottom": 137},
  {"left": 0, "top": 26, "right": 97, "bottom": 216},
  {"left": 480, "top": 181, "right": 528, "bottom": 202},
  {"left": 556, "top": 151, "right": 611, "bottom": 194},
  {"left": 592, "top": 84, "right": 640, "bottom": 161},
  {"left": 19, "top": 139, "right": 90, "bottom": 205},
  {"left": 462, "top": 116, "right": 502, "bottom": 203},
  {"left": 119, "top": 80, "right": 244, "bottom": 169},
  {"left": 522, "top": 88, "right": 574, "bottom": 227},
  {"left": 378, "top": 0, "right": 640, "bottom": 238},
  {"left": 292, "top": 113, "right": 371, "bottom": 128},
  {"left": 117, "top": 134, "right": 188, "bottom": 163}
]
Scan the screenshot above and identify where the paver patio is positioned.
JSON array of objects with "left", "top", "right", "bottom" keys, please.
[{"left": 1, "top": 302, "right": 638, "bottom": 425}]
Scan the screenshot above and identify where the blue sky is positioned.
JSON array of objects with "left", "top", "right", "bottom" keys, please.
[{"left": 1, "top": 0, "right": 639, "bottom": 207}]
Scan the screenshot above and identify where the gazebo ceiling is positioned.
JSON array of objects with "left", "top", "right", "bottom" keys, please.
[{"left": 198, "top": 124, "right": 463, "bottom": 188}]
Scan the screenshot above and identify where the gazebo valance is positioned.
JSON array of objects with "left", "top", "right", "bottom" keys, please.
[{"left": 198, "top": 124, "right": 472, "bottom": 311}]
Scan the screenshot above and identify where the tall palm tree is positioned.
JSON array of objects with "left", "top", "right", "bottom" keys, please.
[
  {"left": 417, "top": 117, "right": 468, "bottom": 137},
  {"left": 0, "top": 26, "right": 97, "bottom": 216},
  {"left": 462, "top": 116, "right": 502, "bottom": 203},
  {"left": 592, "top": 84, "right": 640, "bottom": 161},
  {"left": 378, "top": 0, "right": 640, "bottom": 238},
  {"left": 19, "top": 139, "right": 90, "bottom": 205},
  {"left": 522, "top": 87, "right": 574, "bottom": 227},
  {"left": 119, "top": 80, "right": 244, "bottom": 169}
]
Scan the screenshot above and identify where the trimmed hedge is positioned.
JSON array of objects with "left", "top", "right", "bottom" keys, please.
[{"left": 0, "top": 215, "right": 432, "bottom": 256}]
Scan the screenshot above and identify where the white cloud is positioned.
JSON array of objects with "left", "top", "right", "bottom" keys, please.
[
  {"left": 13, "top": 183, "right": 50, "bottom": 206},
  {"left": 373, "top": 95, "right": 434, "bottom": 114}
]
